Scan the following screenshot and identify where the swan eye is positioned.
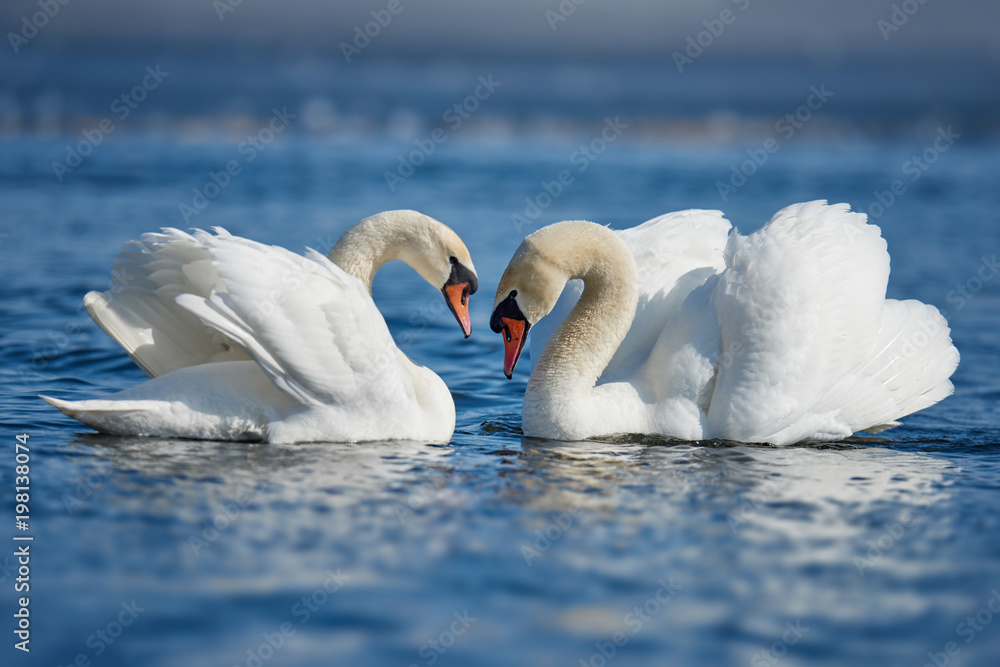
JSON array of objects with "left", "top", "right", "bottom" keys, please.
[
  {"left": 449, "top": 256, "right": 458, "bottom": 265},
  {"left": 510, "top": 290, "right": 517, "bottom": 298}
]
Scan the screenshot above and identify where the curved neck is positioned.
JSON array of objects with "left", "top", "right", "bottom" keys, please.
[
  {"left": 327, "top": 213, "right": 414, "bottom": 291},
  {"left": 529, "top": 229, "right": 638, "bottom": 401}
]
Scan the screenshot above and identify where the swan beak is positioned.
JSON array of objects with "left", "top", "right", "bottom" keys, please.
[
  {"left": 499, "top": 317, "right": 529, "bottom": 379},
  {"left": 443, "top": 283, "right": 472, "bottom": 338}
]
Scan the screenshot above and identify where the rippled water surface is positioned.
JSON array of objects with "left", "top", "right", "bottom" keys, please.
[{"left": 2, "top": 134, "right": 1000, "bottom": 666}]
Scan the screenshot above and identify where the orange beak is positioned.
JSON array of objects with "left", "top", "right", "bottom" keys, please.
[
  {"left": 500, "top": 317, "right": 528, "bottom": 379},
  {"left": 444, "top": 283, "right": 472, "bottom": 338}
]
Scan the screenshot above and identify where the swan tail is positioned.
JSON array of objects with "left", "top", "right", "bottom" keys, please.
[
  {"left": 848, "top": 299, "right": 959, "bottom": 429},
  {"left": 41, "top": 380, "right": 269, "bottom": 441},
  {"left": 41, "top": 394, "right": 158, "bottom": 434}
]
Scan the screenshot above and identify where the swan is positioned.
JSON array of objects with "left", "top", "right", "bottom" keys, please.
[
  {"left": 42, "top": 210, "right": 478, "bottom": 443},
  {"left": 490, "top": 200, "right": 959, "bottom": 445}
]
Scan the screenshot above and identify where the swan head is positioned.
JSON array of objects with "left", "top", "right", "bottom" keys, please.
[
  {"left": 489, "top": 230, "right": 570, "bottom": 378},
  {"left": 394, "top": 212, "right": 479, "bottom": 338},
  {"left": 441, "top": 254, "right": 479, "bottom": 338}
]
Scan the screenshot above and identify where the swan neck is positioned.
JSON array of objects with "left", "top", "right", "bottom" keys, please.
[
  {"left": 327, "top": 214, "right": 414, "bottom": 291},
  {"left": 531, "top": 232, "right": 638, "bottom": 399}
]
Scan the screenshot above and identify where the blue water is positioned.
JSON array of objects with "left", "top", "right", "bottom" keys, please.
[{"left": 2, "top": 129, "right": 1000, "bottom": 667}]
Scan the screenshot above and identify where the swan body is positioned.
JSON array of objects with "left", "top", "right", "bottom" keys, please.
[
  {"left": 491, "top": 201, "right": 959, "bottom": 445},
  {"left": 43, "top": 210, "right": 478, "bottom": 443}
]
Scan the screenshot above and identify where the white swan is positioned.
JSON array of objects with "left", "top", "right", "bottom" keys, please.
[
  {"left": 490, "top": 201, "right": 959, "bottom": 445},
  {"left": 43, "top": 210, "right": 478, "bottom": 443}
]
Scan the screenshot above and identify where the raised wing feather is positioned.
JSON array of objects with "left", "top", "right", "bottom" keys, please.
[
  {"left": 176, "top": 234, "right": 411, "bottom": 408},
  {"left": 607, "top": 209, "right": 731, "bottom": 381},
  {"left": 704, "top": 200, "right": 956, "bottom": 444},
  {"left": 84, "top": 228, "right": 250, "bottom": 377}
]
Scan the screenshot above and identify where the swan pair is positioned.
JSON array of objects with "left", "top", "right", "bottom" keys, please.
[{"left": 46, "top": 202, "right": 958, "bottom": 446}]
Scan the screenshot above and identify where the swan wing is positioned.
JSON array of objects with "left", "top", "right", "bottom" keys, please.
[
  {"left": 84, "top": 228, "right": 251, "bottom": 378},
  {"left": 706, "top": 200, "right": 957, "bottom": 444},
  {"left": 607, "top": 209, "right": 731, "bottom": 381},
  {"left": 174, "top": 234, "right": 412, "bottom": 408}
]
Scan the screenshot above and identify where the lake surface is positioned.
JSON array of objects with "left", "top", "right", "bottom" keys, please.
[{"left": 2, "top": 127, "right": 1000, "bottom": 667}]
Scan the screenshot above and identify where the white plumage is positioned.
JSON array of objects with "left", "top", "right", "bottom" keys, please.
[
  {"left": 43, "top": 211, "right": 478, "bottom": 443},
  {"left": 499, "top": 201, "right": 959, "bottom": 445}
]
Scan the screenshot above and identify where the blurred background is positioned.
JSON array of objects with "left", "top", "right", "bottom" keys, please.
[
  {"left": 3, "top": 0, "right": 998, "bottom": 293},
  {"left": 2, "top": 0, "right": 998, "bottom": 134},
  {"left": 3, "top": 2, "right": 1000, "bottom": 666},
  {"left": 2, "top": 0, "right": 998, "bottom": 143}
]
